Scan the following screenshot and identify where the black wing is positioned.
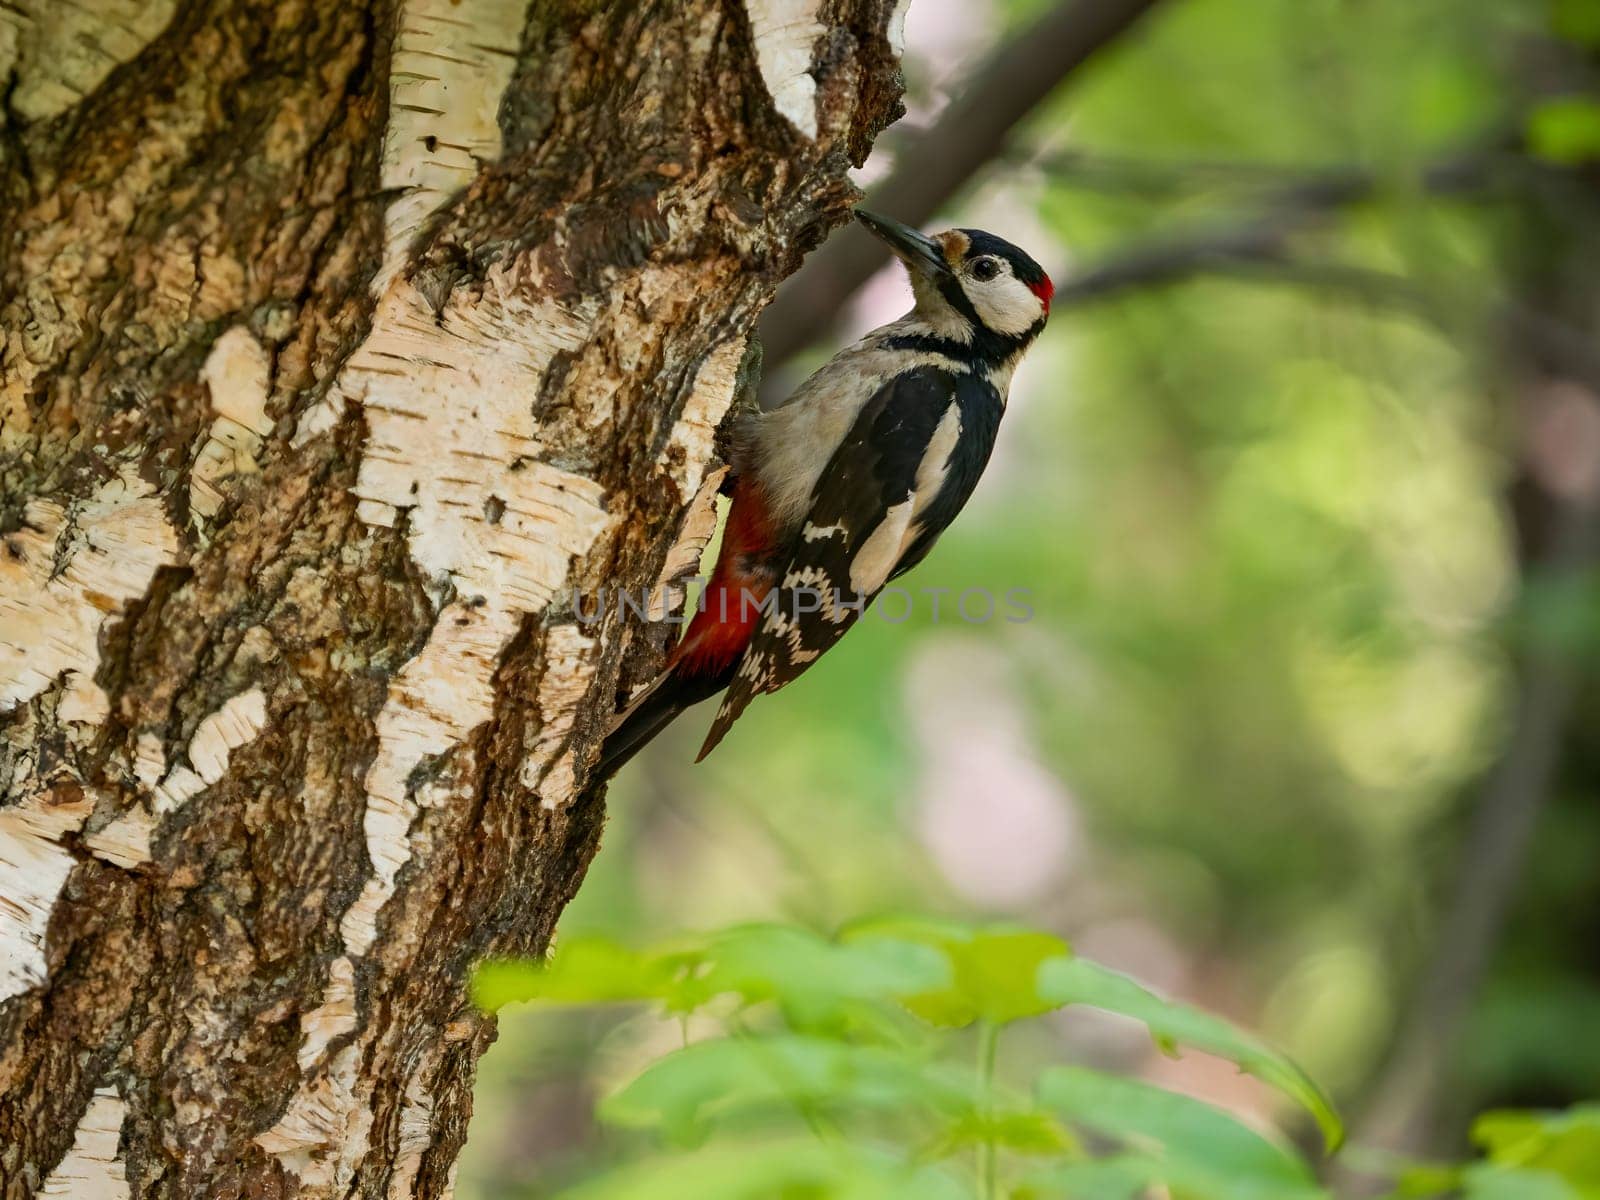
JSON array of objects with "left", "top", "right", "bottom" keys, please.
[
  {"left": 697, "top": 366, "right": 1003, "bottom": 759},
  {"left": 889, "top": 370, "right": 1002, "bottom": 580}
]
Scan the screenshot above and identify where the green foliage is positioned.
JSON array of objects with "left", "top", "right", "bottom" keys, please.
[
  {"left": 1473, "top": 1106, "right": 1600, "bottom": 1183},
  {"left": 473, "top": 920, "right": 1340, "bottom": 1198},
  {"left": 1388, "top": 1106, "right": 1600, "bottom": 1199},
  {"left": 1552, "top": 0, "right": 1600, "bottom": 46},
  {"left": 1527, "top": 97, "right": 1600, "bottom": 164},
  {"left": 1035, "top": 1067, "right": 1324, "bottom": 1199},
  {"left": 599, "top": 1036, "right": 978, "bottom": 1141},
  {"left": 475, "top": 923, "right": 951, "bottom": 1029},
  {"left": 844, "top": 919, "right": 1071, "bottom": 1027},
  {"left": 1037, "top": 957, "right": 1341, "bottom": 1149},
  {"left": 472, "top": 937, "right": 682, "bottom": 1010},
  {"left": 552, "top": 1142, "right": 973, "bottom": 1200},
  {"left": 475, "top": 924, "right": 1598, "bottom": 1199}
]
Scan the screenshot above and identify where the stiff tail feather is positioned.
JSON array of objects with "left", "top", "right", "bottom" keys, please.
[{"left": 594, "top": 667, "right": 727, "bottom": 781}]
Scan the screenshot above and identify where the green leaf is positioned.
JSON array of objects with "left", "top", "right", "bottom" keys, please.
[
  {"left": 1018, "top": 1156, "right": 1159, "bottom": 1200},
  {"left": 1389, "top": 1161, "right": 1468, "bottom": 1197},
  {"left": 1387, "top": 1110, "right": 1600, "bottom": 1198},
  {"left": 471, "top": 938, "right": 681, "bottom": 1011},
  {"left": 1462, "top": 1166, "right": 1587, "bottom": 1200},
  {"left": 924, "top": 1109, "right": 1078, "bottom": 1159},
  {"left": 599, "top": 1034, "right": 975, "bottom": 1140},
  {"left": 1473, "top": 1106, "right": 1600, "bottom": 1191},
  {"left": 472, "top": 926, "right": 950, "bottom": 1025},
  {"left": 1037, "top": 1067, "right": 1324, "bottom": 1199},
  {"left": 1028, "top": 1151, "right": 1329, "bottom": 1200},
  {"left": 692, "top": 924, "right": 952, "bottom": 1028},
  {"left": 845, "top": 919, "right": 1071, "bottom": 1027},
  {"left": 553, "top": 1141, "right": 976, "bottom": 1200},
  {"left": 1036, "top": 957, "right": 1342, "bottom": 1151},
  {"left": 1527, "top": 98, "right": 1600, "bottom": 165}
]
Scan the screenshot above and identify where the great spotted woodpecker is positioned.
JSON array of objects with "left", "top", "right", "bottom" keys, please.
[{"left": 598, "top": 210, "right": 1053, "bottom": 774}]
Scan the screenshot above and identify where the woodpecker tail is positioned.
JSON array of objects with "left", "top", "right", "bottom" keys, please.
[{"left": 593, "top": 666, "right": 728, "bottom": 781}]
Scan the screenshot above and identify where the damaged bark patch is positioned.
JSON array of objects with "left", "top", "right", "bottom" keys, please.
[
  {"left": 81, "top": 686, "right": 269, "bottom": 871},
  {"left": 254, "top": 1043, "right": 374, "bottom": 1193}
]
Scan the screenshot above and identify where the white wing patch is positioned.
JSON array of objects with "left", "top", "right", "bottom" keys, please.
[
  {"left": 849, "top": 499, "right": 914, "bottom": 595},
  {"left": 912, "top": 403, "right": 963, "bottom": 520},
  {"left": 847, "top": 402, "right": 962, "bottom": 594}
]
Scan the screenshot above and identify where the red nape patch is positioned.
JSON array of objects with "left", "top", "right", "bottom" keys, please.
[{"left": 1028, "top": 273, "right": 1054, "bottom": 315}]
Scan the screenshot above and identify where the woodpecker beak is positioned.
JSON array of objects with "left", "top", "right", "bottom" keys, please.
[{"left": 855, "top": 209, "right": 953, "bottom": 278}]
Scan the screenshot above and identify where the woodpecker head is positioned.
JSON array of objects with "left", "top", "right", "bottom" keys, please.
[{"left": 856, "top": 208, "right": 1053, "bottom": 351}]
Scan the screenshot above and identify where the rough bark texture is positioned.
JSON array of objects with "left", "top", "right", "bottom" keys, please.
[{"left": 0, "top": 2, "right": 905, "bottom": 1196}]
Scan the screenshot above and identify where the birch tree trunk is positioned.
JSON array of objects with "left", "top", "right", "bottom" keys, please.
[{"left": 0, "top": 2, "right": 905, "bottom": 1195}]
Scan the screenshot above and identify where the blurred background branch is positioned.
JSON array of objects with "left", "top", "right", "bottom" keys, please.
[
  {"left": 1346, "top": 494, "right": 1600, "bottom": 1186},
  {"left": 760, "top": 0, "right": 1169, "bottom": 367}
]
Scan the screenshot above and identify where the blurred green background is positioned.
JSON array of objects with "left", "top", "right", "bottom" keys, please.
[{"left": 463, "top": 0, "right": 1600, "bottom": 1193}]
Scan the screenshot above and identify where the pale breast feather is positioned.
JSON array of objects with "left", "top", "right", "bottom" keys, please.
[{"left": 696, "top": 367, "right": 1004, "bottom": 759}]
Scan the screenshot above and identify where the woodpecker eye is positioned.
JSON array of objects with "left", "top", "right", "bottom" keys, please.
[{"left": 970, "top": 257, "right": 1001, "bottom": 282}]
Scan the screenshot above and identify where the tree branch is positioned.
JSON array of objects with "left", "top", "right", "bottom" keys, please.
[
  {"left": 1337, "top": 492, "right": 1600, "bottom": 1192},
  {"left": 760, "top": 0, "right": 1168, "bottom": 366},
  {"left": 1001, "top": 151, "right": 1600, "bottom": 393},
  {"left": 1015, "top": 129, "right": 1544, "bottom": 198}
]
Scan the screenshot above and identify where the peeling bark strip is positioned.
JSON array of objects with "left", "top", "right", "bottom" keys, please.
[
  {"left": 37, "top": 1088, "right": 128, "bottom": 1200},
  {"left": 0, "top": 783, "right": 95, "bottom": 1002},
  {"left": 0, "top": 1, "right": 177, "bottom": 124},
  {"left": 661, "top": 336, "right": 750, "bottom": 500},
  {"left": 149, "top": 687, "right": 269, "bottom": 816},
  {"left": 0, "top": 467, "right": 179, "bottom": 712},
  {"left": 374, "top": 0, "right": 528, "bottom": 297},
  {"left": 746, "top": 0, "right": 828, "bottom": 138},
  {"left": 192, "top": 327, "right": 274, "bottom": 526},
  {"left": 0, "top": 0, "right": 907, "bottom": 1196}
]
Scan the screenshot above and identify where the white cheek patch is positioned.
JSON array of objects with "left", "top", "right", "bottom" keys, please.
[{"left": 967, "top": 274, "right": 1042, "bottom": 338}]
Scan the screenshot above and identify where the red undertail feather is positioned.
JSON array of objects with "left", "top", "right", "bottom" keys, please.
[
  {"left": 594, "top": 477, "right": 779, "bottom": 779},
  {"left": 668, "top": 476, "right": 777, "bottom": 678}
]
